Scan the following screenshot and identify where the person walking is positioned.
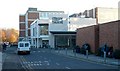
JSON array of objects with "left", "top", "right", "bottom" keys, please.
[{"left": 3, "top": 43, "right": 7, "bottom": 52}]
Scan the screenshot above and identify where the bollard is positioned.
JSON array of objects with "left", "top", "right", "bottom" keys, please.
[
  {"left": 59, "top": 48, "right": 61, "bottom": 53},
  {"left": 58, "top": 48, "right": 60, "bottom": 53},
  {"left": 65, "top": 48, "right": 67, "bottom": 55},
  {"left": 74, "top": 51, "right": 76, "bottom": 57},
  {"left": 73, "top": 48, "right": 76, "bottom": 56},
  {"left": 50, "top": 47, "right": 52, "bottom": 52},
  {"left": 86, "top": 50, "right": 88, "bottom": 59},
  {"left": 104, "top": 51, "right": 106, "bottom": 63}
]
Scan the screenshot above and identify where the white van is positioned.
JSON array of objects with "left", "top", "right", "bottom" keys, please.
[{"left": 17, "top": 41, "right": 31, "bottom": 55}]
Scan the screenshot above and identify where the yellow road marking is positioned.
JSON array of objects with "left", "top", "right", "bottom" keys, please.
[{"left": 20, "top": 56, "right": 34, "bottom": 71}]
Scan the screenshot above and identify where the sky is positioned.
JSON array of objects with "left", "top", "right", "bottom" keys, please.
[{"left": 0, "top": 0, "right": 119, "bottom": 30}]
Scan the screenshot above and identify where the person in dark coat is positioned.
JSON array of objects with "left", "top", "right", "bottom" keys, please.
[{"left": 3, "top": 43, "right": 7, "bottom": 51}]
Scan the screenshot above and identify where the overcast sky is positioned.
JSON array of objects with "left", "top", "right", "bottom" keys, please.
[{"left": 0, "top": 0, "right": 119, "bottom": 30}]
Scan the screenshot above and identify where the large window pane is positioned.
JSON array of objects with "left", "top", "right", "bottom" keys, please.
[
  {"left": 55, "top": 36, "right": 68, "bottom": 47},
  {"left": 52, "top": 17, "right": 63, "bottom": 24},
  {"left": 40, "top": 12, "right": 49, "bottom": 19},
  {"left": 39, "top": 24, "right": 48, "bottom": 35},
  {"left": 25, "top": 43, "right": 29, "bottom": 47}
]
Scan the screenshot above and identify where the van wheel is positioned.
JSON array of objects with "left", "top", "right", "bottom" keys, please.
[
  {"left": 17, "top": 51, "right": 20, "bottom": 55},
  {"left": 27, "top": 51, "right": 30, "bottom": 54}
]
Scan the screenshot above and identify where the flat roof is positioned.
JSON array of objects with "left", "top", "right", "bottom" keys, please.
[
  {"left": 50, "top": 31, "right": 76, "bottom": 34},
  {"left": 39, "top": 11, "right": 64, "bottom": 13}
]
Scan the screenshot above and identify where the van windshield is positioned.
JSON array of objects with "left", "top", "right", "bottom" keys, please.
[
  {"left": 25, "top": 43, "right": 29, "bottom": 47},
  {"left": 20, "top": 43, "right": 24, "bottom": 47}
]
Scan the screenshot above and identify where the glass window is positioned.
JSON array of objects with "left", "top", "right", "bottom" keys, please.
[
  {"left": 55, "top": 36, "right": 69, "bottom": 47},
  {"left": 25, "top": 43, "right": 29, "bottom": 47},
  {"left": 49, "top": 13, "right": 51, "bottom": 15},
  {"left": 52, "top": 17, "right": 63, "bottom": 24},
  {"left": 33, "top": 28, "right": 37, "bottom": 36},
  {"left": 39, "top": 24, "right": 48, "bottom": 35},
  {"left": 40, "top": 12, "right": 49, "bottom": 19},
  {"left": 43, "top": 13, "right": 46, "bottom": 17},
  {"left": 20, "top": 43, "right": 24, "bottom": 47},
  {"left": 41, "top": 13, "right": 43, "bottom": 17},
  {"left": 33, "top": 28, "right": 35, "bottom": 36},
  {"left": 45, "top": 12, "right": 48, "bottom": 17}
]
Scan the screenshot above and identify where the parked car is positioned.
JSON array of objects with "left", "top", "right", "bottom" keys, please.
[{"left": 17, "top": 41, "right": 31, "bottom": 55}]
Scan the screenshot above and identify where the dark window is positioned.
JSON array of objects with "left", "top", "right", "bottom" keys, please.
[
  {"left": 52, "top": 17, "right": 63, "bottom": 24},
  {"left": 25, "top": 43, "right": 29, "bottom": 47},
  {"left": 55, "top": 36, "right": 68, "bottom": 47},
  {"left": 20, "top": 43, "right": 24, "bottom": 47},
  {"left": 39, "top": 24, "right": 48, "bottom": 35}
]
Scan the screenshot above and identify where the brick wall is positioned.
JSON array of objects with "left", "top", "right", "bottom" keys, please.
[
  {"left": 19, "top": 31, "right": 25, "bottom": 37},
  {"left": 28, "top": 21, "right": 34, "bottom": 28},
  {"left": 20, "top": 23, "right": 25, "bottom": 29},
  {"left": 76, "top": 25, "right": 99, "bottom": 53},
  {"left": 99, "top": 20, "right": 120, "bottom": 50},
  {"left": 19, "top": 15, "right": 25, "bottom": 22},
  {"left": 118, "top": 21, "right": 120, "bottom": 50},
  {"left": 28, "top": 12, "right": 39, "bottom": 19},
  {"left": 19, "top": 15, "right": 26, "bottom": 38}
]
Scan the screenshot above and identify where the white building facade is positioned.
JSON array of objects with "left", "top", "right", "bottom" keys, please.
[
  {"left": 69, "top": 17, "right": 96, "bottom": 31},
  {"left": 19, "top": 8, "right": 96, "bottom": 49},
  {"left": 31, "top": 11, "right": 96, "bottom": 49},
  {"left": 31, "top": 12, "right": 69, "bottom": 48}
]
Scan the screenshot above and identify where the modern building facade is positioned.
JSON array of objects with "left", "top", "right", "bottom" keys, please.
[
  {"left": 69, "top": 17, "right": 96, "bottom": 31},
  {"left": 96, "top": 7, "right": 118, "bottom": 24},
  {"left": 29, "top": 9, "right": 96, "bottom": 48},
  {"left": 19, "top": 8, "right": 64, "bottom": 41},
  {"left": 19, "top": 8, "right": 96, "bottom": 49},
  {"left": 30, "top": 13, "right": 68, "bottom": 48}
]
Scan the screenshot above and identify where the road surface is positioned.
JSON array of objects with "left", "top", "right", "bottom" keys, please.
[{"left": 2, "top": 46, "right": 119, "bottom": 71}]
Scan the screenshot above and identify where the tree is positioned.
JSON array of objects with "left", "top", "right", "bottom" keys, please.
[
  {"left": 1, "top": 28, "right": 19, "bottom": 43},
  {"left": 1, "top": 29, "right": 7, "bottom": 42}
]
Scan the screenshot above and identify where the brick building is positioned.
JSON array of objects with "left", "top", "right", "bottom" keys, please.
[
  {"left": 19, "top": 15, "right": 26, "bottom": 38},
  {"left": 19, "top": 8, "right": 39, "bottom": 41}
]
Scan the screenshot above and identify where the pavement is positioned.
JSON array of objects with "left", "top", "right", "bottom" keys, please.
[
  {"left": 50, "top": 48, "right": 120, "bottom": 66},
  {"left": 0, "top": 51, "right": 7, "bottom": 71},
  {"left": 0, "top": 52, "right": 2, "bottom": 71}
]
